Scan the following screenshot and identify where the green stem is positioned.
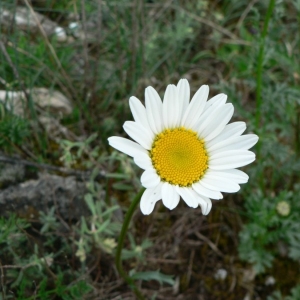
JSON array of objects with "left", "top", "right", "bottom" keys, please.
[
  {"left": 115, "top": 187, "right": 146, "bottom": 300},
  {"left": 255, "top": 0, "right": 275, "bottom": 192},
  {"left": 255, "top": 0, "right": 275, "bottom": 134}
]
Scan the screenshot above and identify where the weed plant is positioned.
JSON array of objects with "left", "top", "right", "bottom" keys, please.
[{"left": 0, "top": 0, "right": 300, "bottom": 299}]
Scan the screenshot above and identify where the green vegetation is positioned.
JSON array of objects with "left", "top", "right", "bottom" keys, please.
[{"left": 0, "top": 0, "right": 300, "bottom": 299}]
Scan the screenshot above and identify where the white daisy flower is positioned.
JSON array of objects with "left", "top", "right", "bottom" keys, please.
[{"left": 108, "top": 79, "right": 258, "bottom": 215}]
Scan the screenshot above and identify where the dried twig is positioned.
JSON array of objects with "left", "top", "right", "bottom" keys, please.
[
  {"left": 177, "top": 7, "right": 252, "bottom": 46},
  {"left": 186, "top": 249, "right": 195, "bottom": 286},
  {"left": 0, "top": 260, "right": 6, "bottom": 300},
  {"left": 195, "top": 231, "right": 224, "bottom": 257},
  {"left": 236, "top": 0, "right": 259, "bottom": 30},
  {"left": 6, "top": 41, "right": 72, "bottom": 101},
  {"left": 90, "top": 0, "right": 102, "bottom": 98},
  {"left": 22, "top": 0, "right": 78, "bottom": 101},
  {"left": 80, "top": 0, "right": 90, "bottom": 95}
]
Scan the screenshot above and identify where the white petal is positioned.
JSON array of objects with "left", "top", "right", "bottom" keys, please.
[
  {"left": 145, "top": 86, "right": 163, "bottom": 134},
  {"left": 123, "top": 121, "right": 154, "bottom": 150},
  {"left": 108, "top": 137, "right": 147, "bottom": 157},
  {"left": 209, "top": 169, "right": 249, "bottom": 184},
  {"left": 200, "top": 196, "right": 212, "bottom": 215},
  {"left": 133, "top": 152, "right": 152, "bottom": 170},
  {"left": 140, "top": 190, "right": 156, "bottom": 215},
  {"left": 169, "top": 191, "right": 180, "bottom": 210},
  {"left": 193, "top": 98, "right": 227, "bottom": 131},
  {"left": 192, "top": 182, "right": 223, "bottom": 199},
  {"left": 161, "top": 183, "right": 180, "bottom": 210},
  {"left": 163, "top": 84, "right": 180, "bottom": 128},
  {"left": 129, "top": 96, "right": 152, "bottom": 132},
  {"left": 204, "top": 93, "right": 227, "bottom": 110},
  {"left": 206, "top": 122, "right": 246, "bottom": 148},
  {"left": 177, "top": 79, "right": 190, "bottom": 119},
  {"left": 140, "top": 183, "right": 162, "bottom": 215},
  {"left": 200, "top": 174, "right": 240, "bottom": 193},
  {"left": 181, "top": 85, "right": 209, "bottom": 128},
  {"left": 196, "top": 195, "right": 208, "bottom": 214},
  {"left": 175, "top": 187, "right": 198, "bottom": 208},
  {"left": 141, "top": 169, "right": 161, "bottom": 188},
  {"left": 208, "top": 134, "right": 259, "bottom": 154},
  {"left": 199, "top": 104, "right": 234, "bottom": 141},
  {"left": 209, "top": 150, "right": 256, "bottom": 170}
]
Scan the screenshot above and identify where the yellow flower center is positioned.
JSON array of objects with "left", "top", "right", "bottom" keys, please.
[{"left": 150, "top": 127, "right": 208, "bottom": 187}]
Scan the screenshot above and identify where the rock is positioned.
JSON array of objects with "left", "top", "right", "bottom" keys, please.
[
  {"left": 38, "top": 116, "right": 75, "bottom": 140},
  {"left": 265, "top": 276, "right": 276, "bottom": 286},
  {"left": 0, "top": 6, "right": 65, "bottom": 38},
  {"left": 68, "top": 21, "right": 97, "bottom": 41},
  {"left": 31, "top": 87, "right": 73, "bottom": 116},
  {"left": 54, "top": 26, "right": 68, "bottom": 42},
  {"left": 0, "top": 88, "right": 73, "bottom": 117},
  {"left": 214, "top": 268, "right": 228, "bottom": 280},
  {"left": 0, "top": 163, "right": 25, "bottom": 187},
  {"left": 0, "top": 90, "right": 25, "bottom": 116},
  {"left": 0, "top": 173, "right": 89, "bottom": 220}
]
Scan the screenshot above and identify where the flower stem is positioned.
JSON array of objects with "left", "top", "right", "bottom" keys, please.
[{"left": 115, "top": 187, "right": 146, "bottom": 300}]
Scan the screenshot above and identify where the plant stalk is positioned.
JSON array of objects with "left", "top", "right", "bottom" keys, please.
[
  {"left": 115, "top": 187, "right": 146, "bottom": 300},
  {"left": 255, "top": 0, "right": 276, "bottom": 136},
  {"left": 255, "top": 0, "right": 275, "bottom": 191}
]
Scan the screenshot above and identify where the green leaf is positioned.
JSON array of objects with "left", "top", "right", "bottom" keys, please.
[
  {"left": 106, "top": 173, "right": 130, "bottom": 179},
  {"left": 130, "top": 270, "right": 174, "bottom": 286}
]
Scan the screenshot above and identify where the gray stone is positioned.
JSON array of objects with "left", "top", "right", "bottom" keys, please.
[{"left": 0, "top": 173, "right": 89, "bottom": 219}]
